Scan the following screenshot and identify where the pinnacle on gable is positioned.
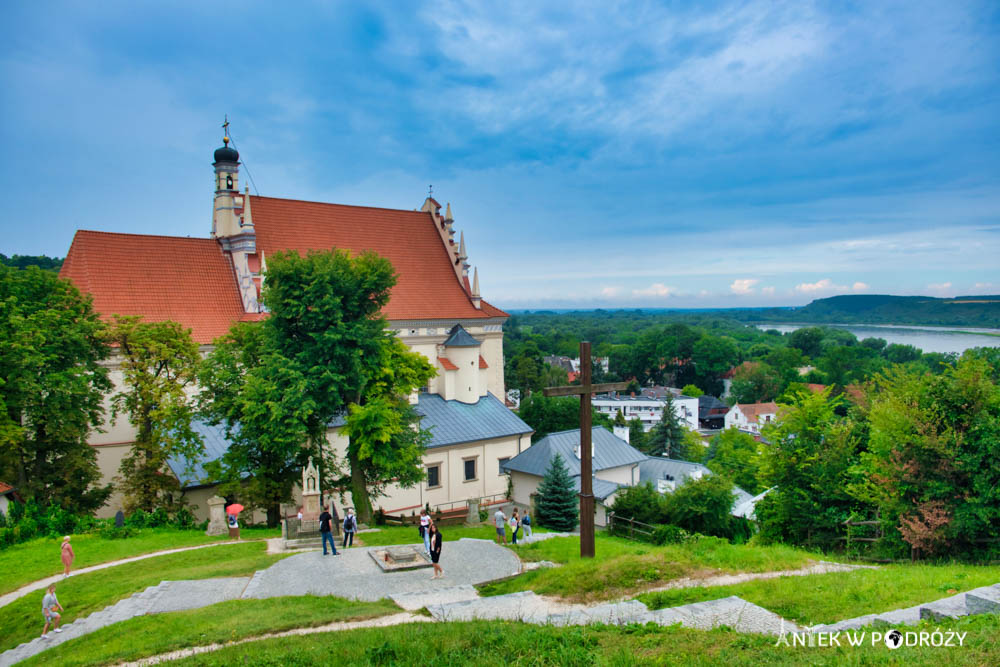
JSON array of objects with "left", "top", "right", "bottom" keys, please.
[
  {"left": 241, "top": 187, "right": 254, "bottom": 229},
  {"left": 459, "top": 231, "right": 467, "bottom": 260},
  {"left": 445, "top": 202, "right": 453, "bottom": 221},
  {"left": 472, "top": 267, "right": 480, "bottom": 297}
]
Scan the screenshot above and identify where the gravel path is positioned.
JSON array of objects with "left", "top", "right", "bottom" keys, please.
[
  {"left": 243, "top": 538, "right": 521, "bottom": 601},
  {"left": 0, "top": 540, "right": 256, "bottom": 611},
  {"left": 642, "top": 560, "right": 876, "bottom": 594}
]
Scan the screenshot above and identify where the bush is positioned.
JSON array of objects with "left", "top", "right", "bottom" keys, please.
[
  {"left": 172, "top": 507, "right": 196, "bottom": 529},
  {"left": 652, "top": 524, "right": 692, "bottom": 545},
  {"left": 610, "top": 483, "right": 666, "bottom": 525},
  {"left": 663, "top": 475, "right": 739, "bottom": 540},
  {"left": 97, "top": 519, "right": 136, "bottom": 540},
  {"left": 125, "top": 509, "right": 151, "bottom": 529}
]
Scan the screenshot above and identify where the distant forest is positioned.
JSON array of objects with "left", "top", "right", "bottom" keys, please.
[
  {"left": 733, "top": 294, "right": 1000, "bottom": 328},
  {"left": 0, "top": 254, "right": 63, "bottom": 272}
]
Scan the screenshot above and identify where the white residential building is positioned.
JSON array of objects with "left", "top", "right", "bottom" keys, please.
[{"left": 592, "top": 392, "right": 699, "bottom": 431}]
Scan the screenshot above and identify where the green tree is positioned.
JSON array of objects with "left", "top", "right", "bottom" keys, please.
[
  {"left": 691, "top": 335, "right": 740, "bottom": 395},
  {"left": 787, "top": 327, "right": 824, "bottom": 359},
  {"left": 644, "top": 393, "right": 687, "bottom": 458},
  {"left": 0, "top": 253, "right": 63, "bottom": 272},
  {"left": 260, "top": 249, "right": 428, "bottom": 524},
  {"left": 198, "top": 322, "right": 315, "bottom": 527},
  {"left": 627, "top": 417, "right": 647, "bottom": 451},
  {"left": 535, "top": 453, "right": 578, "bottom": 531},
  {"left": 0, "top": 266, "right": 111, "bottom": 511},
  {"left": 730, "top": 362, "right": 783, "bottom": 404},
  {"left": 706, "top": 428, "right": 761, "bottom": 494},
  {"left": 613, "top": 409, "right": 627, "bottom": 427},
  {"left": 680, "top": 384, "right": 703, "bottom": 398},
  {"left": 341, "top": 338, "right": 435, "bottom": 521},
  {"left": 109, "top": 316, "right": 204, "bottom": 514},
  {"left": 664, "top": 474, "right": 740, "bottom": 540},
  {"left": 755, "top": 388, "right": 860, "bottom": 548}
]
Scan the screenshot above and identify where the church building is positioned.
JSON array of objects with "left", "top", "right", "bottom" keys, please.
[{"left": 60, "top": 129, "right": 532, "bottom": 520}]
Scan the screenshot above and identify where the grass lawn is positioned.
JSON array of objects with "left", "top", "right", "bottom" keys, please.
[
  {"left": 0, "top": 526, "right": 280, "bottom": 595},
  {"left": 0, "top": 541, "right": 287, "bottom": 653},
  {"left": 479, "top": 533, "right": 821, "bottom": 602},
  {"left": 637, "top": 563, "right": 1000, "bottom": 626},
  {"left": 356, "top": 523, "right": 546, "bottom": 547},
  {"left": 19, "top": 596, "right": 400, "bottom": 667},
  {"left": 152, "top": 615, "right": 1000, "bottom": 666}
]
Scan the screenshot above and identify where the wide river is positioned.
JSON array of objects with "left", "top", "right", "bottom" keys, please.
[{"left": 755, "top": 323, "right": 1000, "bottom": 355}]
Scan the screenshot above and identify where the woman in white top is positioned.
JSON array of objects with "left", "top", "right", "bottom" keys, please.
[{"left": 509, "top": 509, "right": 520, "bottom": 546}]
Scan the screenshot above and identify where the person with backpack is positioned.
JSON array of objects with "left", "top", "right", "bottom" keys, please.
[
  {"left": 342, "top": 508, "right": 357, "bottom": 547},
  {"left": 522, "top": 511, "right": 532, "bottom": 539}
]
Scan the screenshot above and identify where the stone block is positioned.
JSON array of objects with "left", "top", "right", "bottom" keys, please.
[{"left": 965, "top": 593, "right": 1000, "bottom": 616}]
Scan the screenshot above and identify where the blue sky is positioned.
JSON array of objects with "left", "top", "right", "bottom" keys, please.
[{"left": 1, "top": 1, "right": 998, "bottom": 308}]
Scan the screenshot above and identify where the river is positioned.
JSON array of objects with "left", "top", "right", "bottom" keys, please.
[{"left": 754, "top": 324, "right": 1000, "bottom": 355}]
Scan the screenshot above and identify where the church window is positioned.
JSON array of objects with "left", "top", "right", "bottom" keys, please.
[
  {"left": 426, "top": 465, "right": 441, "bottom": 489},
  {"left": 463, "top": 457, "right": 477, "bottom": 482}
]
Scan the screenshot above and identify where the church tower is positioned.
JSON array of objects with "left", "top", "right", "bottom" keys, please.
[{"left": 211, "top": 119, "right": 262, "bottom": 313}]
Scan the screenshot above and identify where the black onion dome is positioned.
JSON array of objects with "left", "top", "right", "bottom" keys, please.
[{"left": 213, "top": 142, "right": 239, "bottom": 163}]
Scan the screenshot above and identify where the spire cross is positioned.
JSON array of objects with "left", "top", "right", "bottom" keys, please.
[
  {"left": 543, "top": 342, "right": 628, "bottom": 559},
  {"left": 428, "top": 184, "right": 433, "bottom": 198},
  {"left": 222, "top": 115, "right": 230, "bottom": 138}
]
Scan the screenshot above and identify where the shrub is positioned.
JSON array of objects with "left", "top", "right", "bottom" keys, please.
[
  {"left": 97, "top": 520, "right": 136, "bottom": 540},
  {"left": 149, "top": 507, "right": 170, "bottom": 528},
  {"left": 652, "top": 524, "right": 692, "bottom": 545},
  {"left": 44, "top": 504, "right": 79, "bottom": 537},
  {"left": 125, "top": 509, "right": 151, "bottom": 529},
  {"left": 172, "top": 507, "right": 196, "bottom": 529},
  {"left": 610, "top": 483, "right": 666, "bottom": 525},
  {"left": 663, "top": 475, "right": 738, "bottom": 540}
]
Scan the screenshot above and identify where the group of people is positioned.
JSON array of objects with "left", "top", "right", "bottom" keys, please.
[
  {"left": 493, "top": 507, "right": 531, "bottom": 545},
  {"left": 317, "top": 506, "right": 358, "bottom": 556},
  {"left": 40, "top": 536, "right": 74, "bottom": 640},
  {"left": 418, "top": 509, "right": 444, "bottom": 579}
]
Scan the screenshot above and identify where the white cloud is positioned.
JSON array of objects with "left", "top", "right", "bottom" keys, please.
[
  {"left": 761, "top": 286, "right": 776, "bottom": 296},
  {"left": 852, "top": 282, "right": 870, "bottom": 291},
  {"left": 730, "top": 278, "right": 759, "bottom": 295},
  {"left": 927, "top": 282, "right": 953, "bottom": 295},
  {"left": 794, "top": 278, "right": 870, "bottom": 294},
  {"left": 632, "top": 283, "right": 677, "bottom": 297},
  {"left": 600, "top": 286, "right": 621, "bottom": 298}
]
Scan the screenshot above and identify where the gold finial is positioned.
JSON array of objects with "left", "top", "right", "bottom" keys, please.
[
  {"left": 222, "top": 115, "right": 231, "bottom": 144},
  {"left": 223, "top": 136, "right": 230, "bottom": 145}
]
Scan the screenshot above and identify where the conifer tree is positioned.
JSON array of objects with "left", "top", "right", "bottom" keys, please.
[
  {"left": 645, "top": 392, "right": 687, "bottom": 458},
  {"left": 535, "top": 452, "right": 578, "bottom": 531}
]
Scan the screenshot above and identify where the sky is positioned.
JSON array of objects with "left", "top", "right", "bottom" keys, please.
[{"left": 1, "top": 1, "right": 998, "bottom": 309}]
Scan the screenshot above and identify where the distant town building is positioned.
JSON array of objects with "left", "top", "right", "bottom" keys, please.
[
  {"left": 724, "top": 402, "right": 781, "bottom": 435},
  {"left": 592, "top": 388, "right": 699, "bottom": 431}
]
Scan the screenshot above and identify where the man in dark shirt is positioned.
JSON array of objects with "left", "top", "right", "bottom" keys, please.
[{"left": 319, "top": 507, "right": 339, "bottom": 556}]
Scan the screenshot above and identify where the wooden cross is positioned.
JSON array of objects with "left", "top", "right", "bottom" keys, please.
[{"left": 543, "top": 341, "right": 628, "bottom": 558}]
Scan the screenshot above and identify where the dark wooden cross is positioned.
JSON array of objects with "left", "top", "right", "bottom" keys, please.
[{"left": 543, "top": 341, "right": 629, "bottom": 558}]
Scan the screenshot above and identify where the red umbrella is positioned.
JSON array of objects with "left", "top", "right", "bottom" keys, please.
[{"left": 226, "top": 504, "right": 245, "bottom": 515}]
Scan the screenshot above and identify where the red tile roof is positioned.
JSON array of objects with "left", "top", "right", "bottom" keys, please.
[
  {"left": 251, "top": 196, "right": 507, "bottom": 321},
  {"left": 60, "top": 231, "right": 247, "bottom": 344},
  {"left": 60, "top": 196, "right": 508, "bottom": 344},
  {"left": 736, "top": 402, "right": 780, "bottom": 421},
  {"left": 479, "top": 355, "right": 489, "bottom": 369},
  {"left": 0, "top": 481, "right": 15, "bottom": 495},
  {"left": 438, "top": 357, "right": 459, "bottom": 371}
]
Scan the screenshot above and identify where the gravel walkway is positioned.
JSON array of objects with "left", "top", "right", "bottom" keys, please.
[
  {"left": 243, "top": 538, "right": 521, "bottom": 601},
  {"left": 643, "top": 560, "right": 876, "bottom": 594},
  {"left": 0, "top": 541, "right": 255, "bottom": 611}
]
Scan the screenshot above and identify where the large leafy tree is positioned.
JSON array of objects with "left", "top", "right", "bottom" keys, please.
[
  {"left": 109, "top": 316, "right": 204, "bottom": 513},
  {"left": 200, "top": 249, "right": 433, "bottom": 524},
  {"left": 729, "top": 362, "right": 783, "bottom": 404},
  {"left": 0, "top": 266, "right": 111, "bottom": 511},
  {"left": 691, "top": 335, "right": 740, "bottom": 396},
  {"left": 535, "top": 453, "right": 578, "bottom": 531},
  {"left": 341, "top": 338, "right": 435, "bottom": 521},
  {"left": 706, "top": 428, "right": 762, "bottom": 494},
  {"left": 198, "top": 322, "right": 315, "bottom": 526},
  {"left": 755, "top": 388, "right": 860, "bottom": 548}
]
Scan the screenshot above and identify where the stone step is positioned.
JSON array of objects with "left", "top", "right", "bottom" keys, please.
[
  {"left": 548, "top": 600, "right": 653, "bottom": 627},
  {"left": 651, "top": 596, "right": 802, "bottom": 636},
  {"left": 428, "top": 591, "right": 556, "bottom": 623},
  {"left": 390, "top": 585, "right": 479, "bottom": 611}
]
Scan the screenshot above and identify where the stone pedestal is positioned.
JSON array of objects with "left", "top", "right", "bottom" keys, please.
[
  {"left": 206, "top": 496, "right": 228, "bottom": 536},
  {"left": 466, "top": 499, "right": 481, "bottom": 526},
  {"left": 301, "top": 456, "right": 321, "bottom": 520}
]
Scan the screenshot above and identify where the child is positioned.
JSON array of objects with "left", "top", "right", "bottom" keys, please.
[{"left": 40, "top": 584, "right": 64, "bottom": 639}]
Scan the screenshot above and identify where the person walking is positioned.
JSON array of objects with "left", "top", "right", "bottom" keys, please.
[
  {"left": 419, "top": 508, "right": 431, "bottom": 555},
  {"left": 428, "top": 522, "right": 443, "bottom": 579},
  {"left": 509, "top": 509, "right": 520, "bottom": 546},
  {"left": 318, "top": 506, "right": 339, "bottom": 556},
  {"left": 342, "top": 509, "right": 357, "bottom": 548},
  {"left": 61, "top": 536, "right": 75, "bottom": 578},
  {"left": 522, "top": 511, "right": 532, "bottom": 539},
  {"left": 493, "top": 507, "right": 507, "bottom": 545},
  {"left": 40, "top": 584, "right": 64, "bottom": 639}
]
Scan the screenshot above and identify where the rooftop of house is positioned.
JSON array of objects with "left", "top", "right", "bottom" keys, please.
[
  {"left": 501, "top": 426, "right": 647, "bottom": 478},
  {"left": 61, "top": 195, "right": 508, "bottom": 344},
  {"left": 732, "top": 402, "right": 781, "bottom": 420},
  {"left": 170, "top": 392, "right": 532, "bottom": 488}
]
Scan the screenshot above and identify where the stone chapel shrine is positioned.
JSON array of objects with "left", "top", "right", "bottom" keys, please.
[{"left": 59, "top": 129, "right": 533, "bottom": 521}]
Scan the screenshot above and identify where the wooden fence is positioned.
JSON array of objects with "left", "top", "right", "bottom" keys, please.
[{"left": 606, "top": 512, "right": 657, "bottom": 543}]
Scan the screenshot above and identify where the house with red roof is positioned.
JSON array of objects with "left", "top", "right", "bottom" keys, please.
[
  {"left": 724, "top": 401, "right": 782, "bottom": 435},
  {"left": 60, "top": 131, "right": 532, "bottom": 520},
  {"left": 0, "top": 481, "right": 20, "bottom": 517}
]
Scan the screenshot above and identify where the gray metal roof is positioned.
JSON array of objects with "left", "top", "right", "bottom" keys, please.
[
  {"left": 639, "top": 456, "right": 752, "bottom": 515},
  {"left": 502, "top": 427, "right": 646, "bottom": 478},
  {"left": 167, "top": 419, "right": 244, "bottom": 488},
  {"left": 572, "top": 475, "right": 622, "bottom": 501},
  {"left": 443, "top": 324, "right": 481, "bottom": 347},
  {"left": 415, "top": 392, "right": 533, "bottom": 448},
  {"left": 174, "top": 393, "right": 531, "bottom": 489}
]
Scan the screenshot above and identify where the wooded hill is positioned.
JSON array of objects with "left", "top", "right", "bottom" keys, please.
[{"left": 736, "top": 294, "right": 1000, "bottom": 328}]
